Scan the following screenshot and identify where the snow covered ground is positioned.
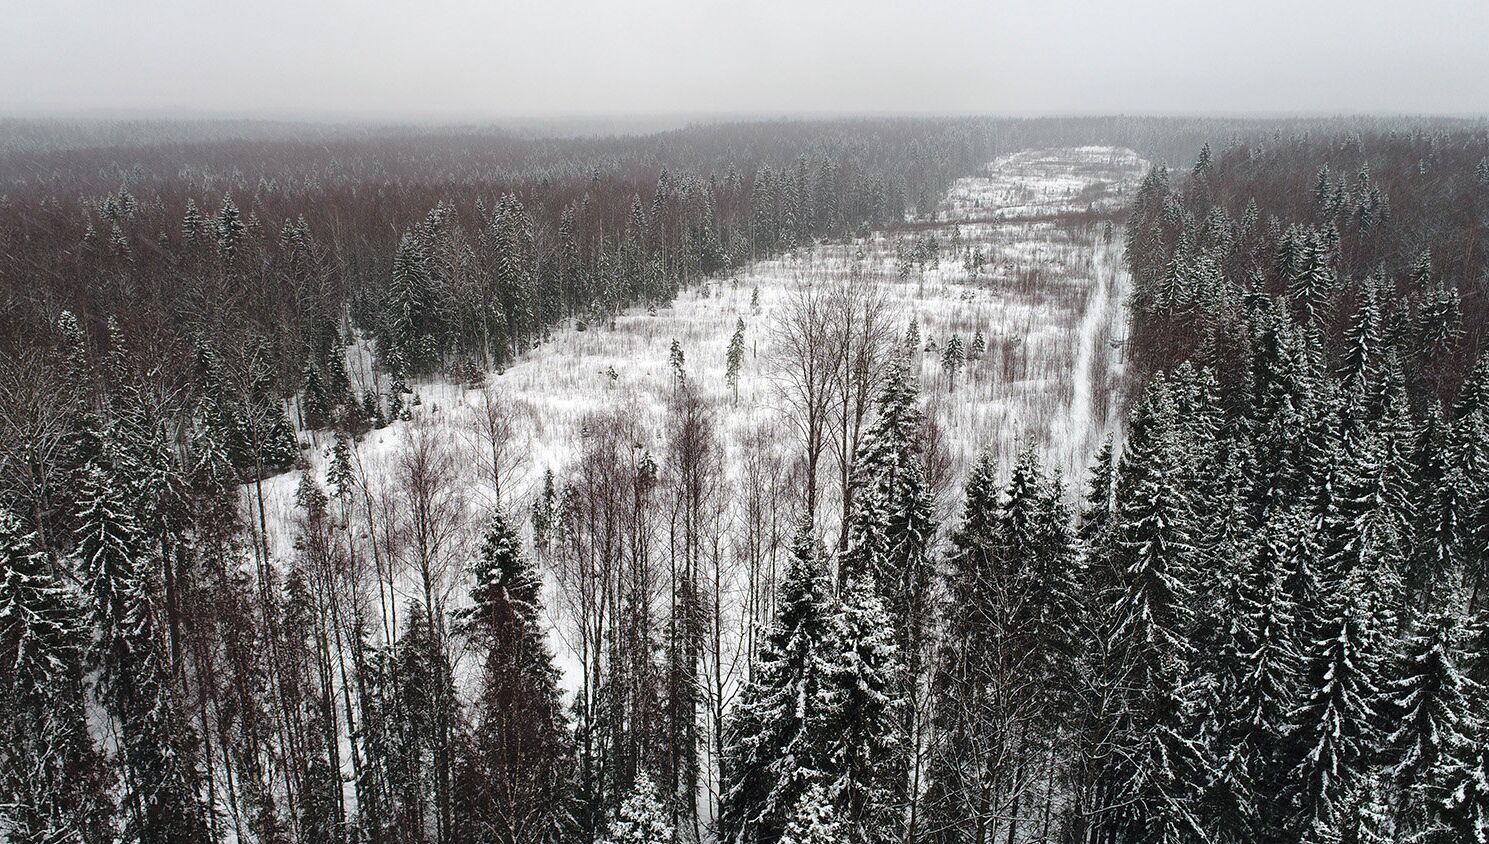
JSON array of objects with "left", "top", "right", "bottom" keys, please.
[{"left": 251, "top": 143, "right": 1146, "bottom": 644}]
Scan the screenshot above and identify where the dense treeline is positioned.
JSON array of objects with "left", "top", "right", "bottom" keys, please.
[
  {"left": 3, "top": 117, "right": 1489, "bottom": 844},
  {"left": 1093, "top": 128, "right": 1489, "bottom": 841}
]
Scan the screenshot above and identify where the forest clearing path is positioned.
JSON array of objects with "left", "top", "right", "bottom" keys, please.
[{"left": 256, "top": 147, "right": 1147, "bottom": 560}]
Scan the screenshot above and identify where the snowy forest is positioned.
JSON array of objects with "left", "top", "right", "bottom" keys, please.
[{"left": 3, "top": 114, "right": 1489, "bottom": 844}]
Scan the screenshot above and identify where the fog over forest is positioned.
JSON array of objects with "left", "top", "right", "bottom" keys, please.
[{"left": 5, "top": 0, "right": 1489, "bottom": 119}]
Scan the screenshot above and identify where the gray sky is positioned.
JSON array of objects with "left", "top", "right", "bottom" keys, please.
[{"left": 5, "top": 0, "right": 1487, "bottom": 119}]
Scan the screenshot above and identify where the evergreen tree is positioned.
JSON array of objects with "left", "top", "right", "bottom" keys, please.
[
  {"left": 599, "top": 773, "right": 673, "bottom": 844},
  {"left": 1408, "top": 403, "right": 1464, "bottom": 605},
  {"left": 726, "top": 318, "right": 747, "bottom": 402},
  {"left": 669, "top": 339, "right": 686, "bottom": 383},
  {"left": 1286, "top": 582, "right": 1384, "bottom": 840},
  {"left": 921, "top": 449, "right": 1001, "bottom": 844},
  {"left": 389, "top": 601, "right": 458, "bottom": 843},
  {"left": 182, "top": 198, "right": 205, "bottom": 243},
  {"left": 217, "top": 194, "right": 245, "bottom": 259},
  {"left": 1431, "top": 732, "right": 1489, "bottom": 844},
  {"left": 1111, "top": 374, "right": 1197, "bottom": 667},
  {"left": 1206, "top": 523, "right": 1301, "bottom": 841},
  {"left": 325, "top": 429, "right": 357, "bottom": 502},
  {"left": 0, "top": 512, "right": 112, "bottom": 844},
  {"left": 722, "top": 520, "right": 832, "bottom": 844},
  {"left": 1105, "top": 375, "right": 1208, "bottom": 842},
  {"left": 455, "top": 511, "right": 572, "bottom": 844},
  {"left": 940, "top": 334, "right": 965, "bottom": 390},
  {"left": 1384, "top": 612, "right": 1475, "bottom": 837},
  {"left": 843, "top": 353, "right": 936, "bottom": 638},
  {"left": 777, "top": 786, "right": 840, "bottom": 844},
  {"left": 1286, "top": 228, "right": 1336, "bottom": 326},
  {"left": 302, "top": 360, "right": 332, "bottom": 429},
  {"left": 819, "top": 575, "right": 902, "bottom": 844},
  {"left": 74, "top": 464, "right": 210, "bottom": 844}
]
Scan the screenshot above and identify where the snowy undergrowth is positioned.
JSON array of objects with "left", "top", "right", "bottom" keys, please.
[{"left": 249, "top": 144, "right": 1146, "bottom": 674}]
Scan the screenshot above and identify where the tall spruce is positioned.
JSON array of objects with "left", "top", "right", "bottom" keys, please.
[{"left": 722, "top": 520, "right": 832, "bottom": 844}]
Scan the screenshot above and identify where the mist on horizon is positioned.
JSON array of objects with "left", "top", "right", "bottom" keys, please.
[{"left": 5, "top": 0, "right": 1488, "bottom": 121}]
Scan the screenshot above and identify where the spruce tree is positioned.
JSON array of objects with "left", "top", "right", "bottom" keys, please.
[
  {"left": 456, "top": 511, "right": 572, "bottom": 844},
  {"left": 0, "top": 512, "right": 112, "bottom": 843},
  {"left": 921, "top": 449, "right": 1000, "bottom": 843},
  {"left": 722, "top": 520, "right": 832, "bottom": 844},
  {"left": 1106, "top": 375, "right": 1208, "bottom": 841},
  {"left": 1384, "top": 612, "right": 1475, "bottom": 837},
  {"left": 819, "top": 575, "right": 902, "bottom": 844},
  {"left": 940, "top": 334, "right": 965, "bottom": 390},
  {"left": 389, "top": 601, "right": 458, "bottom": 843},
  {"left": 843, "top": 353, "right": 936, "bottom": 643},
  {"left": 1431, "top": 735, "right": 1489, "bottom": 844},
  {"left": 74, "top": 464, "right": 209, "bottom": 843},
  {"left": 1111, "top": 375, "right": 1197, "bottom": 667},
  {"left": 669, "top": 339, "right": 686, "bottom": 383},
  {"left": 1286, "top": 582, "right": 1384, "bottom": 840},
  {"left": 726, "top": 318, "right": 747, "bottom": 402},
  {"left": 325, "top": 429, "right": 357, "bottom": 502},
  {"left": 599, "top": 773, "right": 673, "bottom": 844},
  {"left": 778, "top": 785, "right": 841, "bottom": 844},
  {"left": 1207, "top": 527, "right": 1301, "bottom": 841}
]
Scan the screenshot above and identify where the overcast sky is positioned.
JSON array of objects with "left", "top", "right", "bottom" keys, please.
[{"left": 5, "top": 0, "right": 1487, "bottom": 120}]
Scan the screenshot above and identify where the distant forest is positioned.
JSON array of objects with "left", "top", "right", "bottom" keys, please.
[{"left": 2, "top": 115, "right": 1489, "bottom": 844}]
